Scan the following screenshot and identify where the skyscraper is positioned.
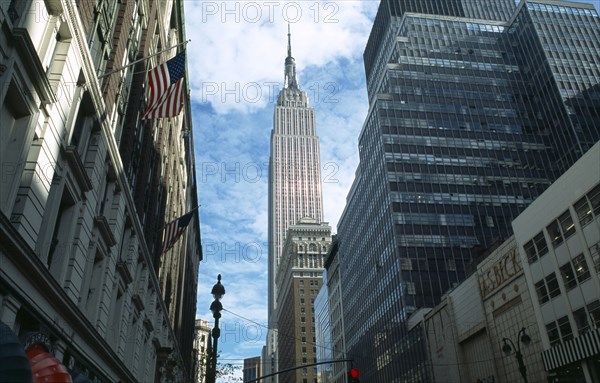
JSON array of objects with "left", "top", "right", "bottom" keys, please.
[
  {"left": 267, "top": 27, "right": 325, "bottom": 380},
  {"left": 337, "top": 0, "right": 600, "bottom": 381}
]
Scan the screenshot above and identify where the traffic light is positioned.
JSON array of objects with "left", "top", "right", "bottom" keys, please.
[{"left": 348, "top": 368, "right": 360, "bottom": 383}]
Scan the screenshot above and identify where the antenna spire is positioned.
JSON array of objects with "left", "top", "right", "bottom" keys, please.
[{"left": 284, "top": 24, "right": 298, "bottom": 89}]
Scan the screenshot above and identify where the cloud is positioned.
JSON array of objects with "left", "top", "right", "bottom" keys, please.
[{"left": 185, "top": 1, "right": 377, "bottom": 114}]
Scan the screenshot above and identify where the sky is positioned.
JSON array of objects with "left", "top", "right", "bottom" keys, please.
[{"left": 183, "top": 0, "right": 600, "bottom": 380}]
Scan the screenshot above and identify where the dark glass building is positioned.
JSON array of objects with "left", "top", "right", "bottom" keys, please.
[{"left": 337, "top": 0, "right": 600, "bottom": 381}]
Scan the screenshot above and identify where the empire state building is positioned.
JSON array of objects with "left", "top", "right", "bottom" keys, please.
[{"left": 266, "top": 27, "right": 324, "bottom": 368}]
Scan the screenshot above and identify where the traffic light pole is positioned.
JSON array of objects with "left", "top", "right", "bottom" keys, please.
[{"left": 244, "top": 359, "right": 354, "bottom": 383}]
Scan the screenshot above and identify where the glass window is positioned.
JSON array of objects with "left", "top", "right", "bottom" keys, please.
[
  {"left": 557, "top": 316, "right": 573, "bottom": 342},
  {"left": 590, "top": 242, "right": 600, "bottom": 273},
  {"left": 535, "top": 279, "right": 549, "bottom": 304},
  {"left": 572, "top": 254, "right": 590, "bottom": 284},
  {"left": 588, "top": 184, "right": 600, "bottom": 216},
  {"left": 546, "top": 321, "right": 560, "bottom": 347},
  {"left": 558, "top": 211, "right": 576, "bottom": 240},
  {"left": 547, "top": 220, "right": 563, "bottom": 247},
  {"left": 573, "top": 307, "right": 589, "bottom": 333},
  {"left": 574, "top": 196, "right": 593, "bottom": 226},
  {"left": 525, "top": 240, "right": 537, "bottom": 263},
  {"left": 546, "top": 273, "right": 561, "bottom": 299},
  {"left": 560, "top": 262, "right": 577, "bottom": 290},
  {"left": 534, "top": 232, "right": 548, "bottom": 258},
  {"left": 588, "top": 300, "right": 600, "bottom": 329}
]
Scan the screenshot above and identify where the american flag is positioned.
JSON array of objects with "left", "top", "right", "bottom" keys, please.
[
  {"left": 142, "top": 51, "right": 186, "bottom": 120},
  {"left": 161, "top": 210, "right": 194, "bottom": 253}
]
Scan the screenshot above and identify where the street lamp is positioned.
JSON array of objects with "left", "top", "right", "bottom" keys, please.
[
  {"left": 206, "top": 274, "right": 225, "bottom": 383},
  {"left": 501, "top": 327, "right": 531, "bottom": 383}
]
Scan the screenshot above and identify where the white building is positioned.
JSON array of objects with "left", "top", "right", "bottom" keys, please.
[{"left": 513, "top": 141, "right": 600, "bottom": 382}]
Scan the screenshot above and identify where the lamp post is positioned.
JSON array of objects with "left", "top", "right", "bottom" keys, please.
[
  {"left": 501, "top": 327, "right": 531, "bottom": 383},
  {"left": 206, "top": 274, "right": 225, "bottom": 383}
]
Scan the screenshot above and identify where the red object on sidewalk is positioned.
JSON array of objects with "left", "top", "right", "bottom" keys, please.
[{"left": 26, "top": 344, "right": 72, "bottom": 383}]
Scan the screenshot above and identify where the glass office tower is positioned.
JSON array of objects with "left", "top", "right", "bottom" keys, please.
[{"left": 337, "top": 1, "right": 600, "bottom": 381}]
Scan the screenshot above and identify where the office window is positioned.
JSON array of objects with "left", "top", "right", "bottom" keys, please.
[
  {"left": 557, "top": 316, "right": 573, "bottom": 342},
  {"left": 588, "top": 184, "right": 600, "bottom": 216},
  {"left": 590, "top": 242, "right": 600, "bottom": 273},
  {"left": 546, "top": 321, "right": 560, "bottom": 346},
  {"left": 574, "top": 195, "right": 593, "bottom": 226},
  {"left": 546, "top": 273, "right": 561, "bottom": 299},
  {"left": 558, "top": 211, "right": 576, "bottom": 240},
  {"left": 588, "top": 300, "right": 600, "bottom": 329},
  {"left": 535, "top": 279, "right": 549, "bottom": 304},
  {"left": 572, "top": 254, "right": 590, "bottom": 283},
  {"left": 573, "top": 307, "right": 589, "bottom": 333},
  {"left": 560, "top": 262, "right": 577, "bottom": 290},
  {"left": 546, "top": 220, "right": 563, "bottom": 248},
  {"left": 524, "top": 231, "right": 549, "bottom": 264},
  {"left": 546, "top": 315, "right": 573, "bottom": 347}
]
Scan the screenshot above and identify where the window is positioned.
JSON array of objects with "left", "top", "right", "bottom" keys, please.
[
  {"left": 535, "top": 279, "right": 549, "bottom": 304},
  {"left": 574, "top": 195, "right": 593, "bottom": 226},
  {"left": 560, "top": 262, "right": 577, "bottom": 290},
  {"left": 525, "top": 231, "right": 549, "bottom": 264},
  {"left": 590, "top": 242, "right": 600, "bottom": 273},
  {"left": 572, "top": 254, "right": 590, "bottom": 284},
  {"left": 557, "top": 316, "right": 573, "bottom": 342},
  {"left": 547, "top": 216, "right": 564, "bottom": 247},
  {"left": 546, "top": 273, "right": 561, "bottom": 299},
  {"left": 546, "top": 316, "right": 573, "bottom": 347},
  {"left": 546, "top": 321, "right": 560, "bottom": 346},
  {"left": 588, "top": 184, "right": 600, "bottom": 217},
  {"left": 558, "top": 211, "right": 576, "bottom": 240},
  {"left": 588, "top": 300, "right": 600, "bottom": 329},
  {"left": 573, "top": 307, "right": 589, "bottom": 333}
]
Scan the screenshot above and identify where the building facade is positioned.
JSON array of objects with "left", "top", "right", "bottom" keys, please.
[
  {"left": 337, "top": 0, "right": 600, "bottom": 381},
  {"left": 314, "top": 279, "right": 333, "bottom": 383},
  {"left": 193, "top": 319, "right": 211, "bottom": 383},
  {"left": 243, "top": 356, "right": 262, "bottom": 383},
  {"left": 276, "top": 218, "right": 331, "bottom": 383},
  {"left": 0, "top": 0, "right": 200, "bottom": 381},
  {"left": 321, "top": 237, "right": 348, "bottom": 383},
  {"left": 513, "top": 142, "right": 600, "bottom": 382},
  {"left": 424, "top": 237, "right": 547, "bottom": 383},
  {"left": 267, "top": 28, "right": 326, "bottom": 382}
]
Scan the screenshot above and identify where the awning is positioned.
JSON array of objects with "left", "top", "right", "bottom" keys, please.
[
  {"left": 0, "top": 320, "right": 32, "bottom": 383},
  {"left": 542, "top": 328, "right": 600, "bottom": 371}
]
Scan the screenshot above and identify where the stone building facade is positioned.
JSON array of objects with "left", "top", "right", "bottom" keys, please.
[
  {"left": 0, "top": 0, "right": 200, "bottom": 381},
  {"left": 276, "top": 218, "right": 331, "bottom": 383}
]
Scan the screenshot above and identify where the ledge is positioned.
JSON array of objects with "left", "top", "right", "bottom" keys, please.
[
  {"left": 10, "top": 27, "right": 56, "bottom": 104},
  {"left": 132, "top": 293, "right": 144, "bottom": 311},
  {"left": 94, "top": 216, "right": 116, "bottom": 247},
  {"left": 63, "top": 146, "right": 93, "bottom": 193},
  {"left": 116, "top": 260, "right": 133, "bottom": 285}
]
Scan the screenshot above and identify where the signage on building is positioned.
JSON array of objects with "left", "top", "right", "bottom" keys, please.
[{"left": 477, "top": 246, "right": 522, "bottom": 299}]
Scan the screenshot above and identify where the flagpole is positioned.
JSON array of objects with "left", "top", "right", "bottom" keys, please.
[{"left": 98, "top": 39, "right": 191, "bottom": 79}]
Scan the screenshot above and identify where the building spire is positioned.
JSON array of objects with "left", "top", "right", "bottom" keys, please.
[
  {"left": 284, "top": 23, "right": 298, "bottom": 89},
  {"left": 287, "top": 23, "right": 292, "bottom": 58}
]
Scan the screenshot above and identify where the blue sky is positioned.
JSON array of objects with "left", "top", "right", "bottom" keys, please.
[{"left": 183, "top": 0, "right": 599, "bottom": 380}]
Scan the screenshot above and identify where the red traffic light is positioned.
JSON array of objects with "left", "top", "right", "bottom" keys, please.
[{"left": 350, "top": 368, "right": 360, "bottom": 378}]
